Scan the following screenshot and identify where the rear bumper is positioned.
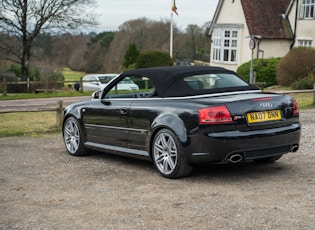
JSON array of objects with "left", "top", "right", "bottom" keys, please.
[{"left": 184, "top": 122, "right": 301, "bottom": 164}]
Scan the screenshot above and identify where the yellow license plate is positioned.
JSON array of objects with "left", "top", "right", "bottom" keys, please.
[{"left": 247, "top": 110, "right": 281, "bottom": 124}]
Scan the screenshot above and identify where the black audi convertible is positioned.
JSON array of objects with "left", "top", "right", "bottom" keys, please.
[{"left": 62, "top": 66, "right": 301, "bottom": 178}]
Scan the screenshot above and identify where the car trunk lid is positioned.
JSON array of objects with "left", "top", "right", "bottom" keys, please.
[{"left": 197, "top": 92, "right": 298, "bottom": 131}]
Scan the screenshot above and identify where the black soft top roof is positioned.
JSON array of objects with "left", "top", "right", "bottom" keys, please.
[{"left": 119, "top": 66, "right": 257, "bottom": 97}]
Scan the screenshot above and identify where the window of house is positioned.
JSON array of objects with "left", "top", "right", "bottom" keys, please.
[
  {"left": 298, "top": 40, "right": 313, "bottom": 47},
  {"left": 300, "top": 0, "right": 315, "bottom": 18},
  {"left": 212, "top": 28, "right": 238, "bottom": 64}
]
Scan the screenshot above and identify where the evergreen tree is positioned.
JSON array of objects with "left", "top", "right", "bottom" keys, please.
[{"left": 123, "top": 43, "right": 140, "bottom": 68}]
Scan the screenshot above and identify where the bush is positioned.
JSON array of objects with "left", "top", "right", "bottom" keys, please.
[
  {"left": 136, "top": 50, "right": 173, "bottom": 69},
  {"left": 5, "top": 64, "right": 40, "bottom": 81},
  {"left": 277, "top": 47, "right": 315, "bottom": 87},
  {"left": 236, "top": 58, "right": 280, "bottom": 87},
  {"left": 1, "top": 65, "right": 64, "bottom": 93},
  {"left": 291, "top": 73, "right": 315, "bottom": 90},
  {"left": 40, "top": 71, "right": 64, "bottom": 89}
]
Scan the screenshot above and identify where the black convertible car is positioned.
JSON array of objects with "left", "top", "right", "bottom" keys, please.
[{"left": 63, "top": 66, "right": 301, "bottom": 178}]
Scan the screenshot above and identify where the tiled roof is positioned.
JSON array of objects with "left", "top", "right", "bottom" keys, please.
[{"left": 241, "top": 0, "right": 293, "bottom": 39}]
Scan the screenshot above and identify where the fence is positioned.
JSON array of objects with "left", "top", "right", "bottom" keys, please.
[
  {"left": 0, "top": 100, "right": 64, "bottom": 127},
  {"left": 0, "top": 77, "right": 92, "bottom": 95},
  {"left": 263, "top": 83, "right": 315, "bottom": 105}
]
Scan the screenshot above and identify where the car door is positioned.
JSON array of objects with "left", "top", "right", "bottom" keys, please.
[{"left": 83, "top": 97, "right": 132, "bottom": 148}]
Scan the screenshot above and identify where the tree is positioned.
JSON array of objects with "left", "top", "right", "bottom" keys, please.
[
  {"left": 0, "top": 0, "right": 97, "bottom": 81},
  {"left": 84, "top": 31, "right": 115, "bottom": 73},
  {"left": 103, "top": 18, "right": 177, "bottom": 72},
  {"left": 123, "top": 43, "right": 139, "bottom": 69},
  {"left": 136, "top": 50, "right": 173, "bottom": 68}
]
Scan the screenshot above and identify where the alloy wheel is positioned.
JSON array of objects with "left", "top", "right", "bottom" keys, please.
[
  {"left": 63, "top": 119, "right": 80, "bottom": 154},
  {"left": 153, "top": 132, "right": 178, "bottom": 175}
]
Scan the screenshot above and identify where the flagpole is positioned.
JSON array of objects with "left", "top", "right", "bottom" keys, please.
[{"left": 170, "top": 2, "right": 173, "bottom": 59}]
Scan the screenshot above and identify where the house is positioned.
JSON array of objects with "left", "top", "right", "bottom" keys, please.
[{"left": 209, "top": 0, "right": 315, "bottom": 71}]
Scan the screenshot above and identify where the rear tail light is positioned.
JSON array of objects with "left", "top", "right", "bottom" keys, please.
[
  {"left": 199, "top": 105, "right": 233, "bottom": 124},
  {"left": 293, "top": 98, "right": 299, "bottom": 116}
]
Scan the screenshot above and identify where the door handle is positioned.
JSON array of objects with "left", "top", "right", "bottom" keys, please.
[
  {"left": 101, "top": 99, "right": 111, "bottom": 105},
  {"left": 120, "top": 107, "right": 128, "bottom": 115}
]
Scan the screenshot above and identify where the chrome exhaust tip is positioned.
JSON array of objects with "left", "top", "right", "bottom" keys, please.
[
  {"left": 228, "top": 154, "right": 243, "bottom": 163},
  {"left": 290, "top": 145, "right": 299, "bottom": 152}
]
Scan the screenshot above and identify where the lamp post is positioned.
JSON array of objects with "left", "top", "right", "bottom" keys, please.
[
  {"left": 248, "top": 35, "right": 262, "bottom": 84},
  {"left": 249, "top": 36, "right": 256, "bottom": 84}
]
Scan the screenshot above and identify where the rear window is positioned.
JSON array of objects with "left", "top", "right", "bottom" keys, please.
[{"left": 184, "top": 73, "right": 248, "bottom": 91}]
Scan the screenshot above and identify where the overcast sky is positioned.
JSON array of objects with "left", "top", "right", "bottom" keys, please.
[{"left": 92, "top": 0, "right": 219, "bottom": 32}]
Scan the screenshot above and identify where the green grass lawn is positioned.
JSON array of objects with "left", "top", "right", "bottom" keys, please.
[
  {"left": 290, "top": 92, "right": 314, "bottom": 109},
  {"left": 62, "top": 67, "right": 86, "bottom": 83},
  {"left": 0, "top": 90, "right": 92, "bottom": 100},
  {"left": 0, "top": 111, "right": 60, "bottom": 137}
]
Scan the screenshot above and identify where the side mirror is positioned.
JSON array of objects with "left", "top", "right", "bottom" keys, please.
[{"left": 92, "top": 90, "right": 101, "bottom": 99}]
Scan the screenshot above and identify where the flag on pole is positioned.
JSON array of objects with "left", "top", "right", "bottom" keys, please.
[{"left": 172, "top": 0, "right": 178, "bottom": 15}]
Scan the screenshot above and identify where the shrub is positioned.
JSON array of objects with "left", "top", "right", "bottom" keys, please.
[
  {"left": 236, "top": 58, "right": 280, "bottom": 87},
  {"left": 5, "top": 64, "right": 40, "bottom": 81},
  {"left": 136, "top": 50, "right": 173, "bottom": 69},
  {"left": 277, "top": 47, "right": 315, "bottom": 87},
  {"left": 1, "top": 65, "right": 64, "bottom": 93},
  {"left": 291, "top": 73, "right": 315, "bottom": 90}
]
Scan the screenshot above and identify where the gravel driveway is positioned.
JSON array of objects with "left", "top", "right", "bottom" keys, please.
[{"left": 0, "top": 109, "right": 314, "bottom": 229}]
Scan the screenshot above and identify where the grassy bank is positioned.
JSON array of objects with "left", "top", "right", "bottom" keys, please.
[
  {"left": 0, "top": 111, "right": 60, "bottom": 137},
  {"left": 0, "top": 91, "right": 91, "bottom": 100},
  {"left": 62, "top": 67, "right": 86, "bottom": 84}
]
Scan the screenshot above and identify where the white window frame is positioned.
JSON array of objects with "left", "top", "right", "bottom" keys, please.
[
  {"left": 298, "top": 39, "right": 313, "bottom": 47},
  {"left": 212, "top": 28, "right": 238, "bottom": 64},
  {"left": 300, "top": 0, "right": 315, "bottom": 19}
]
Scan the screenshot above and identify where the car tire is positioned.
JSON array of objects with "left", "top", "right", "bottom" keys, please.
[
  {"left": 152, "top": 129, "right": 193, "bottom": 179},
  {"left": 254, "top": 154, "right": 283, "bottom": 164},
  {"left": 63, "top": 116, "right": 87, "bottom": 156}
]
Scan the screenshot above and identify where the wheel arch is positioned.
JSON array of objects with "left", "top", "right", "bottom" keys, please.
[
  {"left": 63, "top": 106, "right": 84, "bottom": 128},
  {"left": 151, "top": 114, "right": 187, "bottom": 141},
  {"left": 149, "top": 114, "right": 188, "bottom": 157}
]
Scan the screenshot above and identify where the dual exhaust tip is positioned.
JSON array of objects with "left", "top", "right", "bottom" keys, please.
[
  {"left": 290, "top": 144, "right": 299, "bottom": 152},
  {"left": 227, "top": 144, "right": 299, "bottom": 163},
  {"left": 228, "top": 154, "right": 243, "bottom": 163}
]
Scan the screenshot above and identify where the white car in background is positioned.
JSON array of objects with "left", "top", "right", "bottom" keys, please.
[{"left": 82, "top": 74, "right": 139, "bottom": 91}]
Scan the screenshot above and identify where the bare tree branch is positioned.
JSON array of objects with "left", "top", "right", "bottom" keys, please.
[{"left": 0, "top": 0, "right": 98, "bottom": 80}]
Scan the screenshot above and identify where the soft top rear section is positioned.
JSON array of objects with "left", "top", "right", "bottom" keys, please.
[{"left": 120, "top": 66, "right": 258, "bottom": 98}]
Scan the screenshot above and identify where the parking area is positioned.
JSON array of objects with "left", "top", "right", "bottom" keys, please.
[{"left": 0, "top": 109, "right": 314, "bottom": 229}]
